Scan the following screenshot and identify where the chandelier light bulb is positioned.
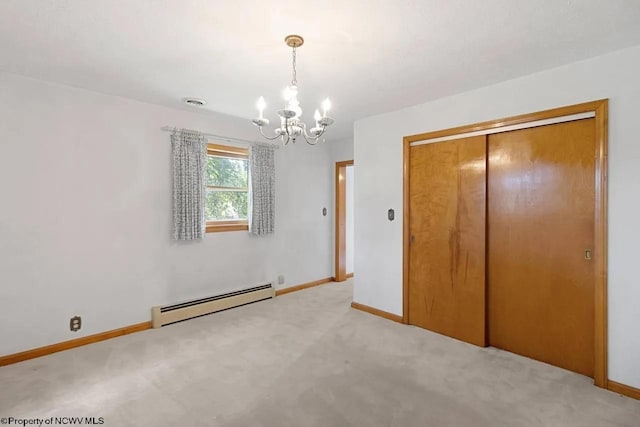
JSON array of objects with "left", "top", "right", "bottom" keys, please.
[
  {"left": 322, "top": 98, "right": 331, "bottom": 118},
  {"left": 314, "top": 109, "right": 322, "bottom": 122},
  {"left": 256, "top": 96, "right": 266, "bottom": 119}
]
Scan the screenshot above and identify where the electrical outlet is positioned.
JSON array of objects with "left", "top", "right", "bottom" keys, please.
[
  {"left": 70, "top": 316, "right": 81, "bottom": 332},
  {"left": 278, "top": 275, "right": 285, "bottom": 285}
]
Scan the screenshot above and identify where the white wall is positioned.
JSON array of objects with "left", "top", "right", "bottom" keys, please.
[
  {"left": 353, "top": 45, "right": 640, "bottom": 388},
  {"left": 0, "top": 71, "right": 333, "bottom": 355},
  {"left": 346, "top": 165, "right": 354, "bottom": 274},
  {"left": 329, "top": 137, "right": 354, "bottom": 163},
  {"left": 272, "top": 137, "right": 333, "bottom": 287}
]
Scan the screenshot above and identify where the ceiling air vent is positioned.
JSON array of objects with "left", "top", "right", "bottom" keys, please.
[{"left": 183, "top": 98, "right": 207, "bottom": 107}]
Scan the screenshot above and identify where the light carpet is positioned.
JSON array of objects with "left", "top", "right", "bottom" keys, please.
[{"left": 1, "top": 280, "right": 639, "bottom": 426}]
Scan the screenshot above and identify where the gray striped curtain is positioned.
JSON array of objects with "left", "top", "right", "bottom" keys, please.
[
  {"left": 249, "top": 144, "right": 275, "bottom": 235},
  {"left": 172, "top": 130, "right": 207, "bottom": 240}
]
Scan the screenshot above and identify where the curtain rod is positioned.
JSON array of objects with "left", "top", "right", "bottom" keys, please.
[{"left": 161, "top": 126, "right": 279, "bottom": 148}]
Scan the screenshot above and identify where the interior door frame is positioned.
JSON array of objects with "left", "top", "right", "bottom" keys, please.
[
  {"left": 402, "top": 99, "right": 608, "bottom": 388},
  {"left": 335, "top": 160, "right": 354, "bottom": 282}
]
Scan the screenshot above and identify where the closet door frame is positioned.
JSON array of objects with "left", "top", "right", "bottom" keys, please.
[{"left": 402, "top": 99, "right": 608, "bottom": 388}]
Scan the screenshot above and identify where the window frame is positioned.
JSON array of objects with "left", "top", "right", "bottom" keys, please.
[{"left": 205, "top": 143, "right": 250, "bottom": 233}]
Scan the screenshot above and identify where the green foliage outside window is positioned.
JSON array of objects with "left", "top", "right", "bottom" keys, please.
[{"left": 205, "top": 156, "right": 249, "bottom": 221}]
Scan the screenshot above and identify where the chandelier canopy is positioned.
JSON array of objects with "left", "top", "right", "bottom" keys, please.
[{"left": 252, "top": 35, "right": 334, "bottom": 145}]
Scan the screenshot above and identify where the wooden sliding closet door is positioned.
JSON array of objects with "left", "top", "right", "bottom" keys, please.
[
  {"left": 488, "top": 119, "right": 596, "bottom": 377},
  {"left": 408, "top": 135, "right": 487, "bottom": 346}
]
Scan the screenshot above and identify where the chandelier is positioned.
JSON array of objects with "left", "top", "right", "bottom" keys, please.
[{"left": 252, "top": 35, "right": 334, "bottom": 145}]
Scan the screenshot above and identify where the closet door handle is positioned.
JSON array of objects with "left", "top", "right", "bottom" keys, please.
[{"left": 584, "top": 249, "right": 592, "bottom": 260}]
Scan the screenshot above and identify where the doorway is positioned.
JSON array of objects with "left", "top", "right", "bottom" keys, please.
[{"left": 335, "top": 160, "right": 354, "bottom": 282}]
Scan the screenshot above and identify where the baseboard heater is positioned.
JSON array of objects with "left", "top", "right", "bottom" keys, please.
[{"left": 151, "top": 283, "right": 274, "bottom": 328}]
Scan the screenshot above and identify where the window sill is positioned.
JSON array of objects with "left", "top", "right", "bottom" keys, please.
[{"left": 206, "top": 221, "right": 249, "bottom": 233}]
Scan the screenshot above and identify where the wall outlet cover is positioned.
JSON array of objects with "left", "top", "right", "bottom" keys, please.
[
  {"left": 70, "top": 316, "right": 81, "bottom": 332},
  {"left": 278, "top": 275, "right": 285, "bottom": 285}
]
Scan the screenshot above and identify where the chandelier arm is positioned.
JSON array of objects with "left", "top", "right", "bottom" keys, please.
[
  {"left": 301, "top": 126, "right": 323, "bottom": 142},
  {"left": 301, "top": 132, "right": 321, "bottom": 145},
  {"left": 258, "top": 126, "right": 284, "bottom": 141},
  {"left": 313, "top": 124, "right": 328, "bottom": 137},
  {"left": 302, "top": 125, "right": 328, "bottom": 145}
]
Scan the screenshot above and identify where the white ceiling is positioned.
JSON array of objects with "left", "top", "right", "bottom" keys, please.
[{"left": 2, "top": 0, "right": 640, "bottom": 140}]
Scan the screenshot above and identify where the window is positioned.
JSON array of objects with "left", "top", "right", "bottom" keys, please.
[{"left": 205, "top": 143, "right": 249, "bottom": 233}]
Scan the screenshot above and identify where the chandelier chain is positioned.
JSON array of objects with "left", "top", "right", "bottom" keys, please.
[{"left": 291, "top": 47, "right": 297, "bottom": 86}]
